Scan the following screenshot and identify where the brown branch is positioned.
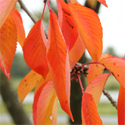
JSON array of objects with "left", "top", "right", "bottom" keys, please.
[
  {"left": 18, "top": 0, "right": 37, "bottom": 23},
  {"left": 103, "top": 89, "right": 117, "bottom": 109}
]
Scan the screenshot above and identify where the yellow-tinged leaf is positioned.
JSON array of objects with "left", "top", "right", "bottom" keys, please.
[
  {"left": 18, "top": 70, "right": 42, "bottom": 104},
  {"left": 100, "top": 57, "right": 125, "bottom": 88},
  {"left": 87, "top": 54, "right": 112, "bottom": 84},
  {"left": 86, "top": 73, "right": 110, "bottom": 106},
  {"left": 47, "top": 10, "right": 73, "bottom": 121},
  {"left": 23, "top": 19, "right": 49, "bottom": 78},
  {"left": 0, "top": 0, "right": 17, "bottom": 28},
  {"left": 33, "top": 81, "right": 57, "bottom": 125},
  {"left": 117, "top": 85, "right": 125, "bottom": 125},
  {"left": 82, "top": 92, "right": 103, "bottom": 125},
  {"left": 0, "top": 15, "right": 17, "bottom": 80},
  {"left": 10, "top": 8, "right": 25, "bottom": 47},
  {"left": 69, "top": 4, "right": 103, "bottom": 61}
]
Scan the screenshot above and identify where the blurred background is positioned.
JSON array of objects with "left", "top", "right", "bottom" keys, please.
[{"left": 0, "top": 0, "right": 125, "bottom": 125}]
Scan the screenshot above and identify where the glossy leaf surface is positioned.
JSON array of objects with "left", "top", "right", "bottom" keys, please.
[
  {"left": 23, "top": 19, "right": 49, "bottom": 78},
  {"left": 86, "top": 73, "right": 110, "bottom": 106},
  {"left": 57, "top": 0, "right": 78, "bottom": 51},
  {"left": 69, "top": 4, "right": 103, "bottom": 61},
  {"left": 100, "top": 57, "right": 125, "bottom": 88},
  {"left": 0, "top": 0, "right": 17, "bottom": 28},
  {"left": 0, "top": 15, "right": 17, "bottom": 80},
  {"left": 47, "top": 10, "right": 73, "bottom": 121},
  {"left": 117, "top": 85, "right": 125, "bottom": 125},
  {"left": 82, "top": 92, "right": 103, "bottom": 124},
  {"left": 10, "top": 8, "right": 25, "bottom": 47},
  {"left": 18, "top": 70, "right": 42, "bottom": 104},
  {"left": 33, "top": 81, "right": 57, "bottom": 125}
]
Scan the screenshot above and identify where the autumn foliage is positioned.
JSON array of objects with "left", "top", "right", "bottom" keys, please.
[{"left": 0, "top": 0, "right": 125, "bottom": 125}]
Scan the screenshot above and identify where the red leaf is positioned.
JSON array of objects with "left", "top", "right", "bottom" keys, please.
[
  {"left": 57, "top": 0, "right": 78, "bottom": 51},
  {"left": 10, "top": 8, "right": 25, "bottom": 47},
  {"left": 100, "top": 57, "right": 125, "bottom": 88},
  {"left": 23, "top": 19, "right": 49, "bottom": 78},
  {"left": 0, "top": 0, "right": 17, "bottom": 28},
  {"left": 69, "top": 4, "right": 103, "bottom": 61},
  {"left": 0, "top": 15, "right": 17, "bottom": 80},
  {"left": 47, "top": 10, "right": 73, "bottom": 121},
  {"left": 97, "top": 0, "right": 108, "bottom": 7},
  {"left": 33, "top": 80, "right": 57, "bottom": 125},
  {"left": 117, "top": 85, "right": 125, "bottom": 125},
  {"left": 82, "top": 92, "right": 102, "bottom": 124},
  {"left": 87, "top": 54, "right": 112, "bottom": 84},
  {"left": 18, "top": 70, "right": 42, "bottom": 104},
  {"left": 86, "top": 73, "right": 110, "bottom": 106}
]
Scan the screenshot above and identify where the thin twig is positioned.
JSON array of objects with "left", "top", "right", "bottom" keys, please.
[
  {"left": 18, "top": 0, "right": 37, "bottom": 23},
  {"left": 103, "top": 89, "right": 117, "bottom": 109}
]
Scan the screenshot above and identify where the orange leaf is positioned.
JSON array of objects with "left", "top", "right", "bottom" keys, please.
[
  {"left": 0, "top": 0, "right": 17, "bottom": 28},
  {"left": 97, "top": 0, "right": 108, "bottom": 7},
  {"left": 57, "top": 0, "right": 78, "bottom": 51},
  {"left": 82, "top": 92, "right": 103, "bottom": 125},
  {"left": 47, "top": 10, "right": 73, "bottom": 121},
  {"left": 87, "top": 54, "right": 112, "bottom": 84},
  {"left": 34, "top": 72, "right": 51, "bottom": 94},
  {"left": 70, "top": 0, "right": 80, "bottom": 4},
  {"left": 23, "top": 19, "right": 49, "bottom": 78},
  {"left": 10, "top": 8, "right": 25, "bottom": 47},
  {"left": 33, "top": 80, "right": 57, "bottom": 125},
  {"left": 117, "top": 85, "right": 125, "bottom": 125},
  {"left": 0, "top": 15, "right": 17, "bottom": 80},
  {"left": 69, "top": 35, "right": 86, "bottom": 69},
  {"left": 18, "top": 70, "right": 42, "bottom": 104},
  {"left": 100, "top": 57, "right": 125, "bottom": 88},
  {"left": 85, "top": 73, "right": 110, "bottom": 106},
  {"left": 69, "top": 4, "right": 103, "bottom": 61}
]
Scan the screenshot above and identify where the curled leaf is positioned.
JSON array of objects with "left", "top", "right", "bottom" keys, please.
[{"left": 23, "top": 19, "right": 49, "bottom": 78}]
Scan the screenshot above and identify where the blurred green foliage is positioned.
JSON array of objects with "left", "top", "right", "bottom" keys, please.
[{"left": 10, "top": 53, "right": 30, "bottom": 79}]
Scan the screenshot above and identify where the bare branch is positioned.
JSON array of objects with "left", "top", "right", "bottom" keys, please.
[
  {"left": 18, "top": 0, "right": 37, "bottom": 23},
  {"left": 103, "top": 89, "right": 117, "bottom": 109}
]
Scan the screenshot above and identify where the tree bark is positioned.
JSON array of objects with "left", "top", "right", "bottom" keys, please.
[{"left": 0, "top": 71, "right": 31, "bottom": 124}]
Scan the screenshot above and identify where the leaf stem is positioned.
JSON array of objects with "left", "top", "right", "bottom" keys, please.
[
  {"left": 47, "top": 0, "right": 51, "bottom": 11},
  {"left": 18, "top": 0, "right": 37, "bottom": 23},
  {"left": 81, "top": 61, "right": 105, "bottom": 67},
  {"left": 77, "top": 74, "right": 84, "bottom": 93},
  {"left": 103, "top": 89, "right": 117, "bottom": 109},
  {"left": 41, "top": 2, "right": 47, "bottom": 20}
]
